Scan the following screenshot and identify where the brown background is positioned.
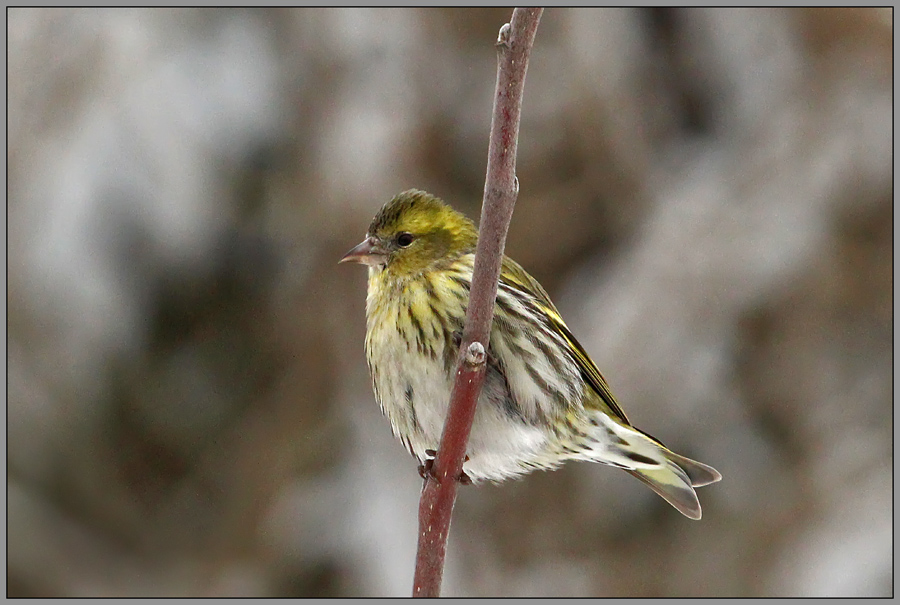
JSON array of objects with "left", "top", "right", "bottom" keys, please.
[{"left": 7, "top": 7, "right": 893, "bottom": 597}]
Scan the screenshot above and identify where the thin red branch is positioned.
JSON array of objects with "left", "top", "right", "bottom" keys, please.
[{"left": 412, "top": 8, "right": 543, "bottom": 598}]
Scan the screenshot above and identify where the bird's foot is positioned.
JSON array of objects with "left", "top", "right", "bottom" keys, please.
[{"left": 418, "top": 449, "right": 472, "bottom": 485}]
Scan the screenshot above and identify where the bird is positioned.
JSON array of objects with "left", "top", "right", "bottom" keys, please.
[{"left": 340, "top": 189, "right": 721, "bottom": 519}]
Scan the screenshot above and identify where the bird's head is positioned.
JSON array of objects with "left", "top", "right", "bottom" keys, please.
[{"left": 340, "top": 189, "right": 477, "bottom": 276}]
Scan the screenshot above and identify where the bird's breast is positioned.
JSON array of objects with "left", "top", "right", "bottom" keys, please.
[{"left": 364, "top": 270, "right": 466, "bottom": 446}]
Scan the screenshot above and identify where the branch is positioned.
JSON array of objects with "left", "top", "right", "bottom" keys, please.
[{"left": 412, "top": 8, "right": 543, "bottom": 598}]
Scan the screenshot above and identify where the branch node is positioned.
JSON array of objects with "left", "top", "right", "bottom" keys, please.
[
  {"left": 496, "top": 22, "right": 511, "bottom": 47},
  {"left": 464, "top": 342, "right": 486, "bottom": 367}
]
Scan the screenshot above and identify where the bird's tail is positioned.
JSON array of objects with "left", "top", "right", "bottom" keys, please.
[
  {"left": 588, "top": 414, "right": 722, "bottom": 520},
  {"left": 623, "top": 449, "right": 721, "bottom": 520}
]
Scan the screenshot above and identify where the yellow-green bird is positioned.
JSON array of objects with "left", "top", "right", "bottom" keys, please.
[{"left": 341, "top": 189, "right": 721, "bottom": 519}]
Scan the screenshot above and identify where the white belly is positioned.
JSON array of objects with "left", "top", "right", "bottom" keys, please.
[{"left": 367, "top": 324, "right": 552, "bottom": 482}]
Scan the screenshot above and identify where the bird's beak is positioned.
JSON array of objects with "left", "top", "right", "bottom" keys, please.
[{"left": 339, "top": 236, "right": 388, "bottom": 266}]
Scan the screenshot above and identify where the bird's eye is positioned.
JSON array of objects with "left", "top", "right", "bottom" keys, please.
[{"left": 397, "top": 232, "right": 415, "bottom": 247}]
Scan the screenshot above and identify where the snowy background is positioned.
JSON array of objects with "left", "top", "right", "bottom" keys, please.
[{"left": 7, "top": 7, "right": 892, "bottom": 597}]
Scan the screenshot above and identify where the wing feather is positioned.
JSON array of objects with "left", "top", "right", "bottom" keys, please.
[{"left": 498, "top": 256, "right": 631, "bottom": 426}]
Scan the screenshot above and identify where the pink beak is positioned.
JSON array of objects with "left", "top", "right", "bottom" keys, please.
[{"left": 339, "top": 236, "right": 388, "bottom": 266}]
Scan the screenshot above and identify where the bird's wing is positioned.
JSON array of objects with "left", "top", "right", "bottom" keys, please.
[
  {"left": 549, "top": 318, "right": 631, "bottom": 425},
  {"left": 499, "top": 256, "right": 631, "bottom": 426}
]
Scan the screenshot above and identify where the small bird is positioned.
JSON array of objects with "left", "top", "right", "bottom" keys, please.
[{"left": 341, "top": 189, "right": 721, "bottom": 519}]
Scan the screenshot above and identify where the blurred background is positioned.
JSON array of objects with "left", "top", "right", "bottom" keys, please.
[{"left": 7, "top": 7, "right": 893, "bottom": 597}]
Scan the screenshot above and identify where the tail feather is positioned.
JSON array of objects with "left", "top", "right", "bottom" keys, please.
[
  {"left": 665, "top": 450, "right": 723, "bottom": 487},
  {"left": 626, "top": 463, "right": 703, "bottom": 520},
  {"left": 589, "top": 413, "right": 722, "bottom": 520}
]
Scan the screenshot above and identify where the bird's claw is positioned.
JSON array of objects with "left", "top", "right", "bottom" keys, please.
[
  {"left": 418, "top": 450, "right": 472, "bottom": 485},
  {"left": 417, "top": 457, "right": 435, "bottom": 481}
]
